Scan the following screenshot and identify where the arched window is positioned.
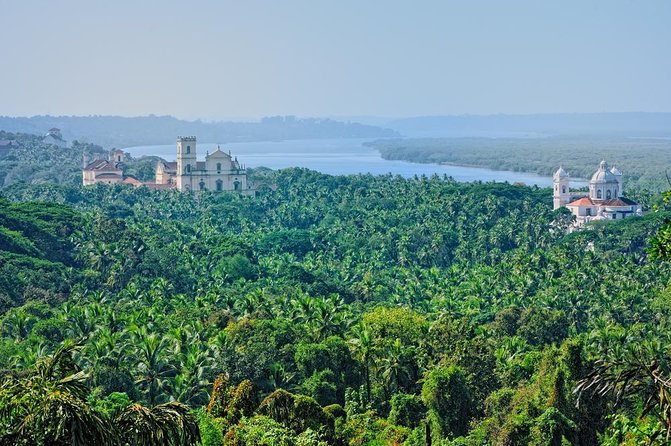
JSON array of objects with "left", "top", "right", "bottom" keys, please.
[
  {"left": 597, "top": 190, "right": 602, "bottom": 199},
  {"left": 186, "top": 164, "right": 191, "bottom": 173},
  {"left": 615, "top": 187, "right": 618, "bottom": 197},
  {"left": 217, "top": 163, "right": 221, "bottom": 172},
  {"left": 234, "top": 181, "right": 241, "bottom": 191},
  {"left": 199, "top": 181, "right": 205, "bottom": 191},
  {"left": 562, "top": 186, "right": 566, "bottom": 194},
  {"left": 216, "top": 180, "right": 223, "bottom": 191},
  {"left": 186, "top": 145, "right": 191, "bottom": 154},
  {"left": 606, "top": 189, "right": 612, "bottom": 199}
]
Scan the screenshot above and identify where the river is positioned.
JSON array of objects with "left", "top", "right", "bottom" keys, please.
[{"left": 125, "top": 138, "right": 559, "bottom": 187}]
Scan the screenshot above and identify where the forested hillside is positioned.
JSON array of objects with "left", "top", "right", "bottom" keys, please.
[
  {"left": 1, "top": 171, "right": 671, "bottom": 445},
  {"left": 384, "top": 113, "right": 671, "bottom": 138},
  {"left": 0, "top": 131, "right": 106, "bottom": 188},
  {"left": 0, "top": 115, "right": 398, "bottom": 148},
  {"left": 0, "top": 131, "right": 162, "bottom": 187}
]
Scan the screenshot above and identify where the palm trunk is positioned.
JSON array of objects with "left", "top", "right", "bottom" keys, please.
[{"left": 364, "top": 363, "right": 371, "bottom": 402}]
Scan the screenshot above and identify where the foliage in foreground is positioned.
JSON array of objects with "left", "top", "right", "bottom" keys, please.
[
  {"left": 0, "top": 168, "right": 671, "bottom": 444},
  {"left": 0, "top": 342, "right": 199, "bottom": 446}
]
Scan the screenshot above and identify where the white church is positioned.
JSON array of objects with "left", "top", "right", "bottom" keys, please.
[
  {"left": 84, "top": 136, "right": 255, "bottom": 195},
  {"left": 163, "top": 136, "right": 254, "bottom": 194},
  {"left": 553, "top": 160, "right": 642, "bottom": 227}
]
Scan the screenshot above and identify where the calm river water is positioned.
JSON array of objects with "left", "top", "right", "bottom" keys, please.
[{"left": 126, "top": 138, "right": 557, "bottom": 187}]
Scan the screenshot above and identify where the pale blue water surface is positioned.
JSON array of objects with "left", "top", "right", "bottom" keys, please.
[{"left": 126, "top": 138, "right": 574, "bottom": 187}]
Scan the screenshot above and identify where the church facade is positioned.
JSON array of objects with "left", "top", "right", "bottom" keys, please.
[
  {"left": 160, "top": 136, "right": 253, "bottom": 194},
  {"left": 83, "top": 137, "right": 253, "bottom": 195},
  {"left": 553, "top": 161, "right": 641, "bottom": 227}
]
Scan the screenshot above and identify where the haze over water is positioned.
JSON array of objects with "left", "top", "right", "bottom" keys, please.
[{"left": 127, "top": 138, "right": 571, "bottom": 187}]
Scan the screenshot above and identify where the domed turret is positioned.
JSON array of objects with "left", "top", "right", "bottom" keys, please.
[
  {"left": 590, "top": 160, "right": 618, "bottom": 184},
  {"left": 610, "top": 166, "right": 623, "bottom": 197},
  {"left": 553, "top": 166, "right": 569, "bottom": 180},
  {"left": 589, "top": 160, "right": 619, "bottom": 200}
]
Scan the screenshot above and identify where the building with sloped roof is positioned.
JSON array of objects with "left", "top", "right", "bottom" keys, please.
[
  {"left": 553, "top": 160, "right": 641, "bottom": 228},
  {"left": 82, "top": 156, "right": 124, "bottom": 185},
  {"left": 43, "top": 128, "right": 68, "bottom": 147},
  {"left": 155, "top": 161, "right": 177, "bottom": 186}
]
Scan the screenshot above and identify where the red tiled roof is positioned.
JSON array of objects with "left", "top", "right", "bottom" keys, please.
[
  {"left": 567, "top": 196, "right": 639, "bottom": 207},
  {"left": 601, "top": 197, "right": 639, "bottom": 206},
  {"left": 566, "top": 197, "right": 597, "bottom": 207},
  {"left": 122, "top": 176, "right": 143, "bottom": 186},
  {"left": 84, "top": 159, "right": 121, "bottom": 171},
  {"left": 95, "top": 173, "right": 123, "bottom": 179}
]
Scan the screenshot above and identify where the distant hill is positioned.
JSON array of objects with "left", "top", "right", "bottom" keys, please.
[
  {"left": 386, "top": 112, "right": 671, "bottom": 137},
  {"left": 0, "top": 115, "right": 399, "bottom": 148}
]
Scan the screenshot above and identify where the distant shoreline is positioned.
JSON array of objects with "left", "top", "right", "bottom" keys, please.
[{"left": 368, "top": 136, "right": 669, "bottom": 192}]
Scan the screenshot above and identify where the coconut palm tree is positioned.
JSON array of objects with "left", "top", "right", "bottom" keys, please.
[
  {"left": 349, "top": 322, "right": 374, "bottom": 401},
  {"left": 576, "top": 338, "right": 671, "bottom": 441},
  {"left": 132, "top": 328, "right": 176, "bottom": 405},
  {"left": 0, "top": 342, "right": 201, "bottom": 446},
  {"left": 0, "top": 342, "right": 113, "bottom": 446},
  {"left": 115, "top": 401, "right": 200, "bottom": 446}
]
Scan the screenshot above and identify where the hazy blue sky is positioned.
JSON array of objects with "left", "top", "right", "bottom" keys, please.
[{"left": 1, "top": 0, "right": 669, "bottom": 119}]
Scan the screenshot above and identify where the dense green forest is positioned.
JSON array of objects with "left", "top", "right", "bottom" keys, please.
[
  {"left": 0, "top": 131, "right": 107, "bottom": 188},
  {"left": 369, "top": 136, "right": 671, "bottom": 193},
  {"left": 2, "top": 166, "right": 671, "bottom": 445},
  {"left": 0, "top": 131, "right": 162, "bottom": 187}
]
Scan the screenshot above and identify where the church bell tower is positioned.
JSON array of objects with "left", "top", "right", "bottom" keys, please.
[
  {"left": 176, "top": 136, "right": 197, "bottom": 191},
  {"left": 553, "top": 167, "right": 570, "bottom": 210}
]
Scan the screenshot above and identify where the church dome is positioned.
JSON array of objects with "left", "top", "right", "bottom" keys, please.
[
  {"left": 590, "top": 160, "right": 618, "bottom": 184},
  {"left": 553, "top": 166, "right": 569, "bottom": 180}
]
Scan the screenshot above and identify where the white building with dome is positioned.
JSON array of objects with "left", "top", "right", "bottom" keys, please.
[{"left": 553, "top": 161, "right": 642, "bottom": 227}]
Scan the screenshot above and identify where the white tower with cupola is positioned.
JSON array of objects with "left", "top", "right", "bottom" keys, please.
[
  {"left": 553, "top": 167, "right": 570, "bottom": 210},
  {"left": 610, "top": 166, "right": 623, "bottom": 198}
]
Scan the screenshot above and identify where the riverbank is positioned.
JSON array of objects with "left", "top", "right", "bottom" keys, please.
[
  {"left": 125, "top": 138, "right": 557, "bottom": 187},
  {"left": 367, "top": 136, "right": 671, "bottom": 192}
]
